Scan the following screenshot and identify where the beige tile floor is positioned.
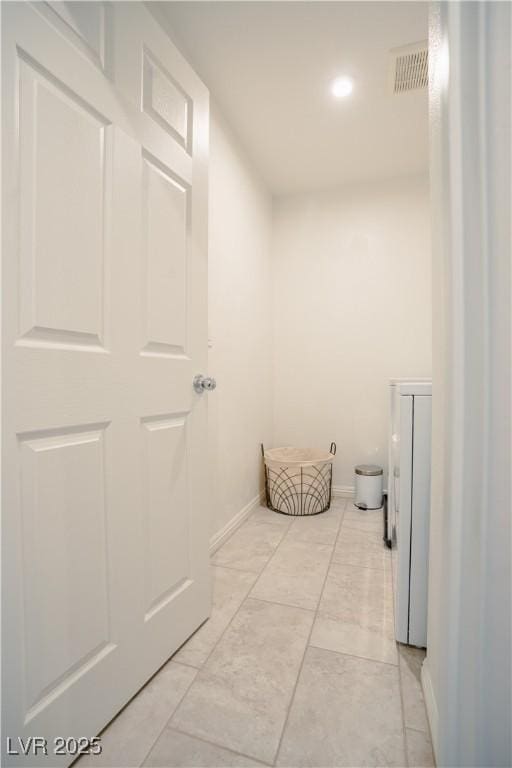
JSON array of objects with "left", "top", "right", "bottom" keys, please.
[{"left": 79, "top": 499, "right": 435, "bottom": 768}]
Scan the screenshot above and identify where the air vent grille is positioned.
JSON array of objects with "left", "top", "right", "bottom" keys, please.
[{"left": 391, "top": 42, "right": 428, "bottom": 94}]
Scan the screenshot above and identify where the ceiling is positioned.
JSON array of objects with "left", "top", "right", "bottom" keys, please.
[{"left": 160, "top": 2, "right": 429, "bottom": 195}]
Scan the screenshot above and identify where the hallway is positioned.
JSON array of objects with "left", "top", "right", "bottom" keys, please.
[{"left": 79, "top": 501, "right": 434, "bottom": 767}]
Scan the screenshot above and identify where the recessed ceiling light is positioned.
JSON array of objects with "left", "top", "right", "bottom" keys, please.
[{"left": 331, "top": 76, "right": 353, "bottom": 99}]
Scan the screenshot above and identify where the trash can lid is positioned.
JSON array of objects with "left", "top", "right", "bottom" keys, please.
[{"left": 355, "top": 464, "right": 383, "bottom": 476}]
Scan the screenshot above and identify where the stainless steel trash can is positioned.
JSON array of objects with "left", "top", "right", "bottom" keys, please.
[{"left": 355, "top": 464, "right": 383, "bottom": 509}]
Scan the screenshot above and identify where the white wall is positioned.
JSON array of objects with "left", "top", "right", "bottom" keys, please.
[
  {"left": 424, "top": 3, "right": 511, "bottom": 765},
  {"left": 271, "top": 176, "right": 431, "bottom": 489},
  {"left": 207, "top": 107, "right": 273, "bottom": 540}
]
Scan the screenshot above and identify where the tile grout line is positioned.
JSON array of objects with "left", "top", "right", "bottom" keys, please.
[
  {"left": 316, "top": 516, "right": 396, "bottom": 666},
  {"left": 222, "top": 598, "right": 399, "bottom": 671},
  {"left": 172, "top": 501, "right": 346, "bottom": 767},
  {"left": 156, "top": 724, "right": 272, "bottom": 768},
  {"left": 338, "top": 511, "right": 409, "bottom": 765},
  {"left": 185, "top": 508, "right": 298, "bottom": 674},
  {"left": 142, "top": 510, "right": 284, "bottom": 767},
  {"left": 169, "top": 501, "right": 398, "bottom": 767},
  {"left": 307, "top": 643, "right": 399, "bottom": 669},
  {"left": 159, "top": 506, "right": 296, "bottom": 756},
  {"left": 95, "top": 504, "right": 400, "bottom": 768},
  {"left": 168, "top": 658, "right": 202, "bottom": 672},
  {"left": 245, "top": 512, "right": 301, "bottom": 598},
  {"left": 193, "top": 510, "right": 295, "bottom": 670},
  {"left": 213, "top": 513, "right": 293, "bottom": 576},
  {"left": 209, "top": 562, "right": 265, "bottom": 576},
  {"left": 248, "top": 501, "right": 346, "bottom": 602},
  {"left": 167, "top": 594, "right": 319, "bottom": 767},
  {"left": 238, "top": 594, "right": 316, "bottom": 613},
  {"left": 271, "top": 499, "right": 348, "bottom": 767},
  {"left": 178, "top": 575, "right": 257, "bottom": 673},
  {"left": 138, "top": 664, "right": 199, "bottom": 768}
]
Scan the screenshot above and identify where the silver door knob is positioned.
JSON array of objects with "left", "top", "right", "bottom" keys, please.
[{"left": 193, "top": 374, "right": 217, "bottom": 393}]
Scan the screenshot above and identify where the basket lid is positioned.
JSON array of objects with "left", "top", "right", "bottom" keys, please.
[{"left": 264, "top": 446, "right": 335, "bottom": 468}]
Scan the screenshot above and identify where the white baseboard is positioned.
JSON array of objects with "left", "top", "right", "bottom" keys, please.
[
  {"left": 421, "top": 658, "right": 439, "bottom": 762},
  {"left": 209, "top": 493, "right": 263, "bottom": 555},
  {"left": 332, "top": 485, "right": 355, "bottom": 498}
]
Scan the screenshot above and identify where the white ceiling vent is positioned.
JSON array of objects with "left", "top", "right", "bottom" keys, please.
[{"left": 390, "top": 41, "right": 428, "bottom": 94}]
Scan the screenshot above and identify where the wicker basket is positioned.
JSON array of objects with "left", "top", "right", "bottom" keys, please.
[{"left": 262, "top": 443, "right": 336, "bottom": 516}]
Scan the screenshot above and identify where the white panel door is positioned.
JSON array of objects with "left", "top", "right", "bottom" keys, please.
[{"left": 2, "top": 3, "right": 210, "bottom": 765}]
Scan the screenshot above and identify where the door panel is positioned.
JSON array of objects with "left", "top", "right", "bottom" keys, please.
[
  {"left": 141, "top": 152, "right": 189, "bottom": 356},
  {"left": 2, "top": 3, "right": 210, "bottom": 764},
  {"left": 142, "top": 414, "right": 191, "bottom": 621},
  {"left": 34, "top": 2, "right": 107, "bottom": 71},
  {"left": 20, "top": 425, "right": 112, "bottom": 717},
  {"left": 18, "top": 52, "right": 110, "bottom": 347},
  {"left": 142, "top": 48, "right": 192, "bottom": 152}
]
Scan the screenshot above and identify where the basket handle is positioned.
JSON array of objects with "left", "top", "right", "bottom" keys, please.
[
  {"left": 260, "top": 443, "right": 265, "bottom": 458},
  {"left": 330, "top": 442, "right": 337, "bottom": 456}
]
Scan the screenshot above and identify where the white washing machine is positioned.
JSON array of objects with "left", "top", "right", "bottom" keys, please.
[{"left": 388, "top": 379, "right": 432, "bottom": 648}]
